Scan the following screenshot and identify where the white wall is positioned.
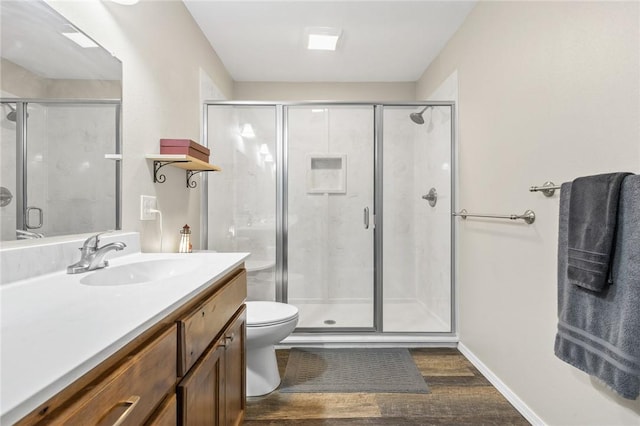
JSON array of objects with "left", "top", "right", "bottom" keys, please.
[
  {"left": 46, "top": 0, "right": 234, "bottom": 252},
  {"left": 417, "top": 1, "right": 640, "bottom": 424},
  {"left": 234, "top": 81, "right": 416, "bottom": 101}
]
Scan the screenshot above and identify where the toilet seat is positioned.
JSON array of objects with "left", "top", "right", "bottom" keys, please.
[{"left": 246, "top": 301, "right": 298, "bottom": 327}]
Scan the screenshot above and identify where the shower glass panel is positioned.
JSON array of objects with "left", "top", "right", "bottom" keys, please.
[
  {"left": 286, "top": 105, "right": 375, "bottom": 330},
  {"left": 206, "top": 105, "right": 277, "bottom": 301},
  {"left": 203, "top": 101, "right": 455, "bottom": 336},
  {"left": 1, "top": 101, "right": 119, "bottom": 240},
  {"left": 382, "top": 105, "right": 452, "bottom": 332},
  {"left": 0, "top": 103, "right": 17, "bottom": 240},
  {"left": 24, "top": 102, "right": 118, "bottom": 237}
]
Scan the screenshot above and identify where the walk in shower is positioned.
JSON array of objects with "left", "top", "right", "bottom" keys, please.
[
  {"left": 205, "top": 102, "right": 454, "bottom": 334},
  {"left": 0, "top": 99, "right": 120, "bottom": 241}
]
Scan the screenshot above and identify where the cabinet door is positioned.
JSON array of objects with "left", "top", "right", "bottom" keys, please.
[
  {"left": 146, "top": 394, "right": 177, "bottom": 426},
  {"left": 177, "top": 343, "right": 225, "bottom": 426},
  {"left": 224, "top": 308, "right": 246, "bottom": 426}
]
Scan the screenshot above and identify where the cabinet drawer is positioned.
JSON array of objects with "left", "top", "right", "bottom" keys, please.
[
  {"left": 50, "top": 326, "right": 177, "bottom": 426},
  {"left": 178, "top": 269, "right": 246, "bottom": 376}
]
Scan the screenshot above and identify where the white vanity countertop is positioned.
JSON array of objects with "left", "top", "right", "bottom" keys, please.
[{"left": 0, "top": 251, "right": 249, "bottom": 425}]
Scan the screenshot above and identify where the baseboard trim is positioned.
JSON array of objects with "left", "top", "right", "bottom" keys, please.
[{"left": 457, "top": 342, "right": 546, "bottom": 426}]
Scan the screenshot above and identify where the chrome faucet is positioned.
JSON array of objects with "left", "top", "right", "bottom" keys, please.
[{"left": 67, "top": 232, "right": 126, "bottom": 274}]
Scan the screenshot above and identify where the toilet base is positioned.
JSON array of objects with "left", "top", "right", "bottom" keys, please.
[{"left": 246, "top": 344, "right": 281, "bottom": 397}]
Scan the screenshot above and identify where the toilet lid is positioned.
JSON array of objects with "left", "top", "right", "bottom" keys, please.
[{"left": 246, "top": 301, "right": 298, "bottom": 327}]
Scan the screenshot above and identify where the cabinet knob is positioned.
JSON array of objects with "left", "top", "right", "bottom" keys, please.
[{"left": 226, "top": 333, "right": 235, "bottom": 342}]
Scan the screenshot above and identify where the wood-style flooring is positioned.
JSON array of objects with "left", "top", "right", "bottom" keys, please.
[{"left": 244, "top": 348, "right": 530, "bottom": 425}]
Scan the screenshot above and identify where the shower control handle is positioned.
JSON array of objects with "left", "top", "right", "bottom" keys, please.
[
  {"left": 422, "top": 188, "right": 438, "bottom": 207},
  {"left": 364, "top": 207, "right": 370, "bottom": 229}
]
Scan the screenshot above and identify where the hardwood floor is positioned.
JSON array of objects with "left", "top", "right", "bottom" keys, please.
[{"left": 244, "top": 348, "right": 530, "bottom": 425}]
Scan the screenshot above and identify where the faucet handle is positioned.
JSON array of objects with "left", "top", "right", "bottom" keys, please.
[{"left": 82, "top": 230, "right": 114, "bottom": 250}]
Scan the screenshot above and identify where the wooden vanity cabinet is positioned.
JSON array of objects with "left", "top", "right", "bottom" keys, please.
[
  {"left": 15, "top": 266, "right": 247, "bottom": 426},
  {"left": 28, "top": 325, "right": 178, "bottom": 426},
  {"left": 223, "top": 309, "right": 246, "bottom": 426},
  {"left": 177, "top": 271, "right": 247, "bottom": 426},
  {"left": 146, "top": 395, "right": 178, "bottom": 426}
]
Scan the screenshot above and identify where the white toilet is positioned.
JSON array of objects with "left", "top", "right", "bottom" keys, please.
[{"left": 245, "top": 301, "right": 298, "bottom": 397}]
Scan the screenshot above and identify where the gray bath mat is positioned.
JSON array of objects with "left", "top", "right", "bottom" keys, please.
[{"left": 279, "top": 348, "right": 430, "bottom": 393}]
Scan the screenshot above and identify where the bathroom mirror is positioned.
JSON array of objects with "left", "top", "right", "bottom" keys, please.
[{"left": 0, "top": 0, "right": 122, "bottom": 242}]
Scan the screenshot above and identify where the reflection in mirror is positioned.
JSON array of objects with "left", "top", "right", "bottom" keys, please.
[{"left": 0, "top": 0, "right": 122, "bottom": 242}]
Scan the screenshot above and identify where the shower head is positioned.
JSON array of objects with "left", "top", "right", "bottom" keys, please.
[
  {"left": 409, "top": 106, "right": 431, "bottom": 125},
  {"left": 5, "top": 104, "right": 17, "bottom": 122},
  {"left": 4, "top": 104, "right": 28, "bottom": 122}
]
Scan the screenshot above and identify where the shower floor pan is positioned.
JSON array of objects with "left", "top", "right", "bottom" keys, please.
[{"left": 291, "top": 300, "right": 450, "bottom": 332}]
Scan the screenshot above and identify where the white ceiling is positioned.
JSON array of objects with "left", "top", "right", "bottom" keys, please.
[
  {"left": 183, "top": 0, "right": 476, "bottom": 83},
  {"left": 1, "top": 0, "right": 121, "bottom": 81}
]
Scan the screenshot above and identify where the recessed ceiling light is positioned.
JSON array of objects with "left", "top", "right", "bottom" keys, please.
[
  {"left": 306, "top": 27, "right": 342, "bottom": 51},
  {"left": 62, "top": 31, "right": 98, "bottom": 48}
]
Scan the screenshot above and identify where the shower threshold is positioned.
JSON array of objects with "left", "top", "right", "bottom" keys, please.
[{"left": 281, "top": 333, "right": 458, "bottom": 348}]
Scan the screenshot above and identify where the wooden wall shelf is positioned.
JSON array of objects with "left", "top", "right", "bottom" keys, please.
[{"left": 145, "top": 154, "right": 221, "bottom": 188}]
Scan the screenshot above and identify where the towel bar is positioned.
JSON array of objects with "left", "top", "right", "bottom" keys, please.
[
  {"left": 529, "top": 181, "right": 561, "bottom": 197},
  {"left": 453, "top": 209, "right": 536, "bottom": 224}
]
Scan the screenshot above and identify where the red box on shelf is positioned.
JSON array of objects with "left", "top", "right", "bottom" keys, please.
[{"left": 160, "top": 139, "right": 210, "bottom": 163}]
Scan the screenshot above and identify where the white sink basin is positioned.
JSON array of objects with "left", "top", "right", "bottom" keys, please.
[{"left": 79, "top": 258, "right": 199, "bottom": 286}]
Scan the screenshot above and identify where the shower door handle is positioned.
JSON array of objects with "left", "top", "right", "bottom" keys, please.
[
  {"left": 25, "top": 206, "right": 43, "bottom": 229},
  {"left": 364, "top": 207, "right": 370, "bottom": 229}
]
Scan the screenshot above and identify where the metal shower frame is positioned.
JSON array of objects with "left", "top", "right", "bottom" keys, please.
[{"left": 201, "top": 101, "right": 456, "bottom": 337}]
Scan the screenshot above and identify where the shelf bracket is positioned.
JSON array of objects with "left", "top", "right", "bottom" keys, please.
[
  {"left": 153, "top": 160, "right": 188, "bottom": 183},
  {"left": 186, "top": 170, "right": 206, "bottom": 188}
]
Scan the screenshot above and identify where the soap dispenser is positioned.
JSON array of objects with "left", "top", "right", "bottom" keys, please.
[{"left": 178, "top": 224, "right": 192, "bottom": 253}]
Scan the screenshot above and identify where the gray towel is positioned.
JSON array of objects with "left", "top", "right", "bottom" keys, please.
[
  {"left": 555, "top": 176, "right": 640, "bottom": 399},
  {"left": 568, "top": 172, "right": 632, "bottom": 292}
]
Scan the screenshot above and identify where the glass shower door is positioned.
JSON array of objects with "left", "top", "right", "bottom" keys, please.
[
  {"left": 24, "top": 102, "right": 119, "bottom": 237},
  {"left": 2, "top": 101, "right": 119, "bottom": 240},
  {"left": 286, "top": 105, "right": 375, "bottom": 330}
]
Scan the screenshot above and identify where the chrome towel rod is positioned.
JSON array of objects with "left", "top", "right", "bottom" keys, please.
[
  {"left": 529, "top": 181, "right": 561, "bottom": 197},
  {"left": 453, "top": 209, "right": 536, "bottom": 224}
]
